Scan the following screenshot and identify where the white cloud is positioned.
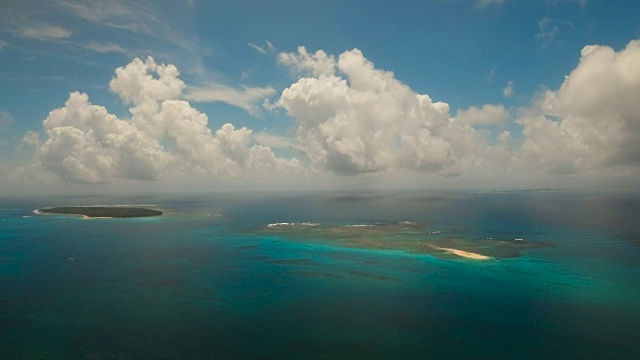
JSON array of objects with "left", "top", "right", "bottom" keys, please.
[
  {"left": 535, "top": 16, "right": 566, "bottom": 49},
  {"left": 278, "top": 46, "right": 337, "bottom": 77},
  {"left": 20, "top": 131, "right": 42, "bottom": 147},
  {"left": 11, "top": 23, "right": 72, "bottom": 40},
  {"left": 240, "top": 68, "right": 254, "bottom": 80},
  {"left": 248, "top": 40, "right": 275, "bottom": 55},
  {"left": 503, "top": 81, "right": 515, "bottom": 97},
  {"left": 276, "top": 48, "right": 510, "bottom": 176},
  {"left": 84, "top": 41, "right": 127, "bottom": 53},
  {"left": 516, "top": 39, "right": 640, "bottom": 174},
  {"left": 186, "top": 83, "right": 276, "bottom": 117},
  {"left": 0, "top": 40, "right": 7, "bottom": 51},
  {"left": 454, "top": 104, "right": 509, "bottom": 126},
  {"left": 487, "top": 68, "right": 496, "bottom": 83},
  {"left": 55, "top": 0, "right": 145, "bottom": 28},
  {"left": 547, "top": 0, "right": 587, "bottom": 7},
  {"left": 276, "top": 43, "right": 640, "bottom": 178},
  {"left": 0, "top": 109, "right": 14, "bottom": 130},
  {"left": 19, "top": 57, "right": 301, "bottom": 183},
  {"left": 0, "top": 2, "right": 72, "bottom": 41},
  {"left": 16, "top": 39, "right": 640, "bottom": 185},
  {"left": 109, "top": 57, "right": 185, "bottom": 105},
  {"left": 56, "top": 0, "right": 209, "bottom": 77},
  {"left": 478, "top": 0, "right": 506, "bottom": 7},
  {"left": 249, "top": 43, "right": 267, "bottom": 55},
  {"left": 253, "top": 133, "right": 291, "bottom": 148},
  {"left": 37, "top": 91, "right": 171, "bottom": 182}
]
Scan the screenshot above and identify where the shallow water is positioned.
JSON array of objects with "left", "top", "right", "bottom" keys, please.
[{"left": 1, "top": 191, "right": 639, "bottom": 359}]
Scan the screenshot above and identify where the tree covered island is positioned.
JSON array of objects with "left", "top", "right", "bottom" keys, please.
[{"left": 39, "top": 207, "right": 163, "bottom": 218}]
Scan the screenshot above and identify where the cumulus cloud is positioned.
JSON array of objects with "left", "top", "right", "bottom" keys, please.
[
  {"left": 454, "top": 104, "right": 509, "bottom": 126},
  {"left": 109, "top": 54, "right": 275, "bottom": 117},
  {"left": 276, "top": 48, "right": 510, "bottom": 176},
  {"left": 109, "top": 57, "right": 185, "bottom": 105},
  {"left": 20, "top": 131, "right": 42, "bottom": 148},
  {"left": 36, "top": 92, "right": 171, "bottom": 182},
  {"left": 278, "top": 46, "right": 337, "bottom": 77},
  {"left": 18, "top": 40, "right": 640, "bottom": 185},
  {"left": 276, "top": 42, "right": 640, "bottom": 179},
  {"left": 21, "top": 57, "right": 300, "bottom": 183},
  {"left": 516, "top": 40, "right": 640, "bottom": 174}
]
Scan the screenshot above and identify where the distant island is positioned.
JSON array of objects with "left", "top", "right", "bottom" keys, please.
[
  {"left": 488, "top": 188, "right": 565, "bottom": 193},
  {"left": 38, "top": 207, "right": 163, "bottom": 218}
]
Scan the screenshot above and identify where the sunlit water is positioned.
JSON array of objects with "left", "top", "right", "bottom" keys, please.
[{"left": 1, "top": 191, "right": 639, "bottom": 359}]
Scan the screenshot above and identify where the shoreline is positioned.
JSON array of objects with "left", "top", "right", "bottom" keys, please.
[{"left": 81, "top": 215, "right": 114, "bottom": 219}]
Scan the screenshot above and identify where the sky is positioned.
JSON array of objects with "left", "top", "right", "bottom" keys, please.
[{"left": 1, "top": 0, "right": 639, "bottom": 195}]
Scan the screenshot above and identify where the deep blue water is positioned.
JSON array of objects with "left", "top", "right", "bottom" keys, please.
[{"left": 1, "top": 191, "right": 639, "bottom": 359}]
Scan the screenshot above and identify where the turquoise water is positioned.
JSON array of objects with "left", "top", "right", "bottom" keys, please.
[{"left": 1, "top": 191, "right": 639, "bottom": 359}]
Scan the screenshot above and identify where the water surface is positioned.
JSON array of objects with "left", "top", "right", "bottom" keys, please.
[{"left": 1, "top": 191, "right": 639, "bottom": 359}]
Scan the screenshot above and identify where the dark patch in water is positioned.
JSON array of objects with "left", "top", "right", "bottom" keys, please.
[
  {"left": 268, "top": 258, "right": 318, "bottom": 266},
  {"left": 138, "top": 277, "right": 185, "bottom": 289},
  {"left": 345, "top": 270, "right": 402, "bottom": 282},
  {"left": 236, "top": 244, "right": 259, "bottom": 250},
  {"left": 0, "top": 257, "right": 17, "bottom": 265},
  {"left": 0, "top": 314, "right": 30, "bottom": 333},
  {"left": 293, "top": 270, "right": 344, "bottom": 279}
]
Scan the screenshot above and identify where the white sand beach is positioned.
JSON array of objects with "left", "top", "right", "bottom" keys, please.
[{"left": 429, "top": 245, "right": 491, "bottom": 260}]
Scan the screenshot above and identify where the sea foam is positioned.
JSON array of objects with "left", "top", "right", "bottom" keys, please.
[{"left": 267, "top": 222, "right": 319, "bottom": 228}]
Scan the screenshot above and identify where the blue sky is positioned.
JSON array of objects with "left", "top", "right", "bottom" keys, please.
[{"left": 1, "top": 0, "right": 639, "bottom": 193}]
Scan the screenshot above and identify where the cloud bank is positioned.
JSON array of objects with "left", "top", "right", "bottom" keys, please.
[
  {"left": 274, "top": 42, "right": 640, "bottom": 178},
  {"left": 17, "top": 39, "right": 640, "bottom": 186},
  {"left": 21, "top": 57, "right": 300, "bottom": 183}
]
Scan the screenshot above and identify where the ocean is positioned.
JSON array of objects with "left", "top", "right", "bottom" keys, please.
[{"left": 1, "top": 191, "right": 639, "bottom": 359}]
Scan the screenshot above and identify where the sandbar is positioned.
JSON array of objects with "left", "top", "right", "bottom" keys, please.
[
  {"left": 431, "top": 246, "right": 491, "bottom": 260},
  {"left": 38, "top": 207, "right": 163, "bottom": 218}
]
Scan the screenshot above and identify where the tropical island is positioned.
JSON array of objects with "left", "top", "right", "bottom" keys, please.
[
  {"left": 259, "top": 221, "right": 551, "bottom": 260},
  {"left": 38, "top": 207, "right": 163, "bottom": 218}
]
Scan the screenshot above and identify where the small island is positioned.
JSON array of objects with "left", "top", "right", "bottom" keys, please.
[{"left": 38, "top": 207, "right": 163, "bottom": 218}]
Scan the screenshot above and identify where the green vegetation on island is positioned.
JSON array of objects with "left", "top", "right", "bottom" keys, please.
[{"left": 39, "top": 207, "right": 163, "bottom": 218}]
